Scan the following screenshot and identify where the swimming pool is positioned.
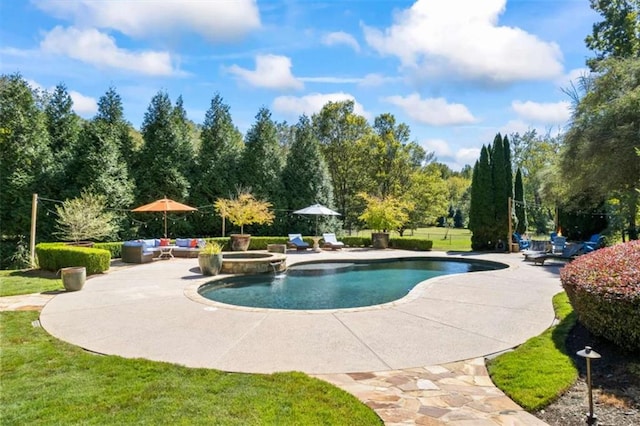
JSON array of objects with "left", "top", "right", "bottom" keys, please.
[{"left": 198, "top": 258, "right": 505, "bottom": 310}]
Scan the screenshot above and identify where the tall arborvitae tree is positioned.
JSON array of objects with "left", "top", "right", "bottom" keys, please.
[
  {"left": 514, "top": 168, "right": 527, "bottom": 234},
  {"left": 43, "top": 84, "right": 81, "bottom": 200},
  {"left": 240, "top": 107, "right": 285, "bottom": 234},
  {"left": 491, "top": 134, "right": 510, "bottom": 248},
  {"left": 192, "top": 93, "right": 243, "bottom": 235},
  {"left": 95, "top": 87, "right": 138, "bottom": 173},
  {"left": 135, "top": 91, "right": 193, "bottom": 236},
  {"left": 0, "top": 74, "right": 53, "bottom": 241},
  {"left": 313, "top": 100, "right": 371, "bottom": 231},
  {"left": 282, "top": 115, "right": 336, "bottom": 235},
  {"left": 469, "top": 145, "right": 494, "bottom": 250},
  {"left": 72, "top": 120, "right": 135, "bottom": 216}
]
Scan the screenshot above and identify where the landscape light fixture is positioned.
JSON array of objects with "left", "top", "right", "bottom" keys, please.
[{"left": 576, "top": 346, "right": 601, "bottom": 425}]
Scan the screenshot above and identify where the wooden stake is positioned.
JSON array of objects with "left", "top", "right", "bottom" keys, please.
[
  {"left": 30, "top": 193, "right": 38, "bottom": 268},
  {"left": 508, "top": 196, "right": 513, "bottom": 253}
]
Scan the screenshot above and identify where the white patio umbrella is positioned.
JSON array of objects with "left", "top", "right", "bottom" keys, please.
[{"left": 293, "top": 203, "right": 341, "bottom": 236}]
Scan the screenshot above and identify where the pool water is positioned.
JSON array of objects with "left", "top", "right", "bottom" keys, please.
[{"left": 198, "top": 258, "right": 503, "bottom": 310}]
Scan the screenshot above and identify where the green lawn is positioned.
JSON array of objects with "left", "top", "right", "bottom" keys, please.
[
  {"left": 486, "top": 292, "right": 578, "bottom": 411},
  {"left": 1, "top": 311, "right": 382, "bottom": 425},
  {"left": 0, "top": 269, "right": 64, "bottom": 297},
  {"left": 351, "top": 227, "right": 472, "bottom": 252}
]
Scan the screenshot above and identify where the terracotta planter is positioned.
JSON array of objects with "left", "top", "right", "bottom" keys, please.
[
  {"left": 372, "top": 232, "right": 390, "bottom": 249},
  {"left": 230, "top": 234, "right": 251, "bottom": 252},
  {"left": 198, "top": 253, "right": 223, "bottom": 276},
  {"left": 60, "top": 266, "right": 86, "bottom": 291}
]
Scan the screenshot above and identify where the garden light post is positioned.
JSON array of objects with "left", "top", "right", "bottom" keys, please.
[{"left": 577, "top": 346, "right": 601, "bottom": 425}]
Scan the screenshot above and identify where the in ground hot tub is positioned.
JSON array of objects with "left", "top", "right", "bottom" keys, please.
[{"left": 221, "top": 252, "right": 286, "bottom": 274}]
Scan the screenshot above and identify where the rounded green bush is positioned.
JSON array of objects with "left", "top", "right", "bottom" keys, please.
[{"left": 560, "top": 240, "right": 640, "bottom": 351}]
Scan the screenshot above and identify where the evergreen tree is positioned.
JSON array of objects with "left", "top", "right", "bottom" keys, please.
[
  {"left": 0, "top": 74, "right": 53, "bottom": 240},
  {"left": 72, "top": 120, "right": 135, "bottom": 214},
  {"left": 135, "top": 91, "right": 192, "bottom": 236},
  {"left": 240, "top": 107, "right": 285, "bottom": 234},
  {"left": 491, "top": 134, "right": 510, "bottom": 247},
  {"left": 95, "top": 87, "right": 138, "bottom": 173},
  {"left": 282, "top": 115, "right": 336, "bottom": 235},
  {"left": 192, "top": 93, "right": 244, "bottom": 235},
  {"left": 43, "top": 84, "right": 81, "bottom": 198},
  {"left": 514, "top": 168, "right": 527, "bottom": 234},
  {"left": 469, "top": 145, "right": 494, "bottom": 250}
]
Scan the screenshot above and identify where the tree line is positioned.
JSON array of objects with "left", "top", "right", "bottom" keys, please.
[{"left": 1, "top": 76, "right": 471, "bottom": 261}]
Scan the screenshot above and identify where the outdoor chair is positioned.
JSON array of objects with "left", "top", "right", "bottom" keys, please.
[
  {"left": 287, "top": 234, "right": 310, "bottom": 251},
  {"left": 583, "top": 234, "right": 604, "bottom": 252},
  {"left": 322, "top": 233, "right": 345, "bottom": 250},
  {"left": 512, "top": 232, "right": 530, "bottom": 250},
  {"left": 525, "top": 243, "right": 586, "bottom": 265}
]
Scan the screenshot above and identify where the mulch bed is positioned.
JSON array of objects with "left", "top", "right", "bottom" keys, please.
[{"left": 535, "top": 322, "right": 640, "bottom": 426}]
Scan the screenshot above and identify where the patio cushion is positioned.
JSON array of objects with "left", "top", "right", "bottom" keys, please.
[
  {"left": 190, "top": 238, "right": 197, "bottom": 248},
  {"left": 160, "top": 238, "right": 170, "bottom": 246},
  {"left": 176, "top": 238, "right": 190, "bottom": 247}
]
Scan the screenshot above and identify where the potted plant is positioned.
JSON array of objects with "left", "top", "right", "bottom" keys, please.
[
  {"left": 358, "top": 193, "right": 413, "bottom": 249},
  {"left": 198, "top": 241, "right": 223, "bottom": 276},
  {"left": 215, "top": 189, "right": 275, "bottom": 251}
]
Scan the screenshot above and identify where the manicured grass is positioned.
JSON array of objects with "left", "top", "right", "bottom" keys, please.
[
  {"left": 1, "top": 311, "right": 382, "bottom": 425},
  {"left": 0, "top": 269, "right": 64, "bottom": 297},
  {"left": 486, "top": 292, "right": 578, "bottom": 411},
  {"left": 352, "top": 227, "right": 472, "bottom": 252}
]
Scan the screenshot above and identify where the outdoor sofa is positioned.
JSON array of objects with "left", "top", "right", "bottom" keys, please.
[{"left": 121, "top": 238, "right": 206, "bottom": 263}]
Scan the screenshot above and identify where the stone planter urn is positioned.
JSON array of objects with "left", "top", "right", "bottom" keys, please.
[
  {"left": 371, "top": 232, "right": 390, "bottom": 249},
  {"left": 60, "top": 266, "right": 86, "bottom": 291},
  {"left": 198, "top": 253, "right": 223, "bottom": 276},
  {"left": 230, "top": 234, "right": 251, "bottom": 252}
]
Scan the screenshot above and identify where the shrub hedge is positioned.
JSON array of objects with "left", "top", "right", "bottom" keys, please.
[
  {"left": 36, "top": 243, "right": 111, "bottom": 275},
  {"left": 94, "top": 242, "right": 123, "bottom": 259},
  {"left": 390, "top": 237, "right": 433, "bottom": 251},
  {"left": 560, "top": 240, "right": 640, "bottom": 351},
  {"left": 341, "top": 236, "right": 372, "bottom": 247}
]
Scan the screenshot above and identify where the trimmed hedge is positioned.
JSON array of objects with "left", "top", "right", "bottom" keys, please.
[
  {"left": 560, "top": 240, "right": 640, "bottom": 351},
  {"left": 390, "top": 237, "right": 433, "bottom": 251},
  {"left": 36, "top": 243, "right": 111, "bottom": 275},
  {"left": 341, "top": 236, "right": 372, "bottom": 247},
  {"left": 94, "top": 242, "right": 123, "bottom": 259}
]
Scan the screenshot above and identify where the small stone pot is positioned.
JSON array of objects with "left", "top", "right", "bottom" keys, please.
[
  {"left": 371, "top": 232, "right": 390, "bottom": 249},
  {"left": 230, "top": 234, "right": 251, "bottom": 252},
  {"left": 60, "top": 266, "right": 86, "bottom": 291}
]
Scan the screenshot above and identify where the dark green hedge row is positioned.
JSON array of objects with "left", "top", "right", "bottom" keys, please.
[
  {"left": 390, "top": 237, "right": 433, "bottom": 251},
  {"left": 94, "top": 242, "right": 123, "bottom": 259},
  {"left": 341, "top": 236, "right": 372, "bottom": 247},
  {"left": 36, "top": 243, "right": 111, "bottom": 275},
  {"left": 561, "top": 240, "right": 640, "bottom": 351}
]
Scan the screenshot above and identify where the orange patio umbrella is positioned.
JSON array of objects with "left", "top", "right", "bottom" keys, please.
[{"left": 132, "top": 197, "right": 197, "bottom": 238}]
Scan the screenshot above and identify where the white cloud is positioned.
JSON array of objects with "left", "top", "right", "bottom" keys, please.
[
  {"left": 384, "top": 93, "right": 477, "bottom": 126},
  {"left": 423, "top": 138, "right": 452, "bottom": 157},
  {"left": 34, "top": 0, "right": 260, "bottom": 41},
  {"left": 322, "top": 31, "right": 360, "bottom": 52},
  {"left": 40, "top": 26, "right": 177, "bottom": 76},
  {"left": 227, "top": 54, "right": 303, "bottom": 90},
  {"left": 455, "top": 147, "right": 481, "bottom": 166},
  {"left": 362, "top": 0, "right": 563, "bottom": 83},
  {"left": 299, "top": 76, "right": 362, "bottom": 84},
  {"left": 556, "top": 67, "right": 590, "bottom": 88},
  {"left": 70, "top": 90, "right": 98, "bottom": 116},
  {"left": 511, "top": 100, "right": 571, "bottom": 124},
  {"left": 273, "top": 92, "right": 368, "bottom": 118},
  {"left": 358, "top": 73, "right": 399, "bottom": 87}
]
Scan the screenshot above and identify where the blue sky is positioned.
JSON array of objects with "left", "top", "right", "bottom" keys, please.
[{"left": 1, "top": 0, "right": 597, "bottom": 170}]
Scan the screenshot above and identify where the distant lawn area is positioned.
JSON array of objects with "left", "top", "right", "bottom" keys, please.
[
  {"left": 352, "top": 227, "right": 472, "bottom": 252},
  {"left": 0, "top": 269, "right": 64, "bottom": 297},
  {"left": 1, "top": 311, "right": 382, "bottom": 425}
]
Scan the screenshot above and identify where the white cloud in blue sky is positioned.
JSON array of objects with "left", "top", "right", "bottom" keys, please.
[{"left": 1, "top": 0, "right": 597, "bottom": 170}]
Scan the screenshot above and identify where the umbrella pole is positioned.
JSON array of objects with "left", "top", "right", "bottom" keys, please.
[{"left": 164, "top": 211, "right": 168, "bottom": 238}]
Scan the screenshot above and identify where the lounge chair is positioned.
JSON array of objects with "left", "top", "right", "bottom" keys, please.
[
  {"left": 322, "top": 233, "right": 344, "bottom": 250},
  {"left": 287, "top": 234, "right": 310, "bottom": 251},
  {"left": 583, "top": 234, "right": 604, "bottom": 252},
  {"left": 512, "top": 232, "right": 530, "bottom": 250},
  {"left": 525, "top": 243, "right": 586, "bottom": 265},
  {"left": 551, "top": 236, "right": 567, "bottom": 254}
]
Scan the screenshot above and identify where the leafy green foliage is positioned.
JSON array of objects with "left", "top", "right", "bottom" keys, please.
[
  {"left": 216, "top": 190, "right": 275, "bottom": 235},
  {"left": 93, "top": 242, "right": 123, "bottom": 259},
  {"left": 561, "top": 240, "right": 640, "bottom": 350},
  {"left": 487, "top": 292, "right": 577, "bottom": 411},
  {"left": 55, "top": 192, "right": 118, "bottom": 243},
  {"left": 358, "top": 193, "right": 412, "bottom": 232},
  {"left": 469, "top": 146, "right": 494, "bottom": 249},
  {"left": 1, "top": 311, "right": 382, "bottom": 425},
  {"left": 585, "top": 0, "right": 640, "bottom": 69},
  {"left": 35, "top": 243, "right": 111, "bottom": 274},
  {"left": 389, "top": 237, "right": 433, "bottom": 251},
  {"left": 0, "top": 74, "right": 53, "bottom": 239}
]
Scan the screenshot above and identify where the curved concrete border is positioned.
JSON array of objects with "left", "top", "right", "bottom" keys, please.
[{"left": 39, "top": 250, "right": 562, "bottom": 374}]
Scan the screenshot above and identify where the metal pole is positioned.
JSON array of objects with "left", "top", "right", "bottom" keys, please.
[
  {"left": 508, "top": 196, "right": 513, "bottom": 252},
  {"left": 577, "top": 346, "right": 601, "bottom": 425},
  {"left": 30, "top": 193, "right": 38, "bottom": 268}
]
